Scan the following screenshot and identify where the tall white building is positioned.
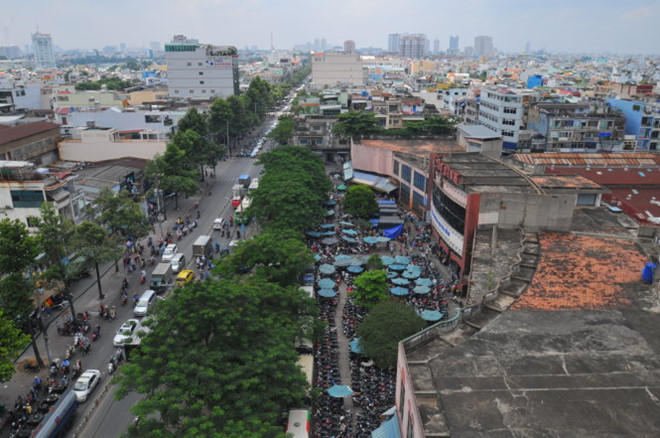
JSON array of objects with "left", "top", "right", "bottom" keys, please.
[
  {"left": 478, "top": 88, "right": 536, "bottom": 149},
  {"left": 399, "top": 34, "right": 426, "bottom": 59},
  {"left": 31, "top": 32, "right": 55, "bottom": 69},
  {"left": 311, "top": 52, "right": 364, "bottom": 88},
  {"left": 388, "top": 34, "right": 401, "bottom": 53},
  {"left": 474, "top": 35, "right": 494, "bottom": 57},
  {"left": 165, "top": 35, "right": 238, "bottom": 100}
]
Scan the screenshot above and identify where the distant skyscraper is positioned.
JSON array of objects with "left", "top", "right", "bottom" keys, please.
[
  {"left": 321, "top": 38, "right": 327, "bottom": 51},
  {"left": 474, "top": 35, "right": 494, "bottom": 57},
  {"left": 150, "top": 41, "right": 161, "bottom": 52},
  {"left": 343, "top": 40, "right": 356, "bottom": 54},
  {"left": 449, "top": 35, "right": 459, "bottom": 55},
  {"left": 120, "top": 42, "right": 126, "bottom": 53},
  {"left": 525, "top": 41, "right": 531, "bottom": 53},
  {"left": 314, "top": 38, "right": 321, "bottom": 51},
  {"left": 31, "top": 32, "right": 55, "bottom": 69},
  {"left": 433, "top": 38, "right": 440, "bottom": 54},
  {"left": 399, "top": 34, "right": 426, "bottom": 59},
  {"left": 388, "top": 33, "right": 401, "bottom": 52}
]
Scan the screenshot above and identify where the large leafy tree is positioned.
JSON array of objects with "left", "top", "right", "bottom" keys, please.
[
  {"left": 115, "top": 278, "right": 312, "bottom": 437},
  {"left": 146, "top": 141, "right": 200, "bottom": 210},
  {"left": 0, "top": 218, "right": 38, "bottom": 273},
  {"left": 177, "top": 107, "right": 208, "bottom": 138},
  {"left": 92, "top": 188, "right": 151, "bottom": 240},
  {"left": 73, "top": 221, "right": 123, "bottom": 299},
  {"left": 343, "top": 185, "right": 378, "bottom": 218},
  {"left": 357, "top": 300, "right": 426, "bottom": 368},
  {"left": 332, "top": 111, "right": 381, "bottom": 140},
  {"left": 35, "top": 203, "right": 75, "bottom": 283},
  {"left": 267, "top": 115, "right": 294, "bottom": 146},
  {"left": 352, "top": 270, "right": 389, "bottom": 308},
  {"left": 223, "top": 230, "right": 314, "bottom": 287},
  {"left": 209, "top": 98, "right": 233, "bottom": 145},
  {"left": 0, "top": 309, "right": 30, "bottom": 382},
  {"left": 256, "top": 146, "right": 331, "bottom": 199}
]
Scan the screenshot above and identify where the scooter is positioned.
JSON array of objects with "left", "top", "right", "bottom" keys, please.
[{"left": 120, "top": 292, "right": 128, "bottom": 306}]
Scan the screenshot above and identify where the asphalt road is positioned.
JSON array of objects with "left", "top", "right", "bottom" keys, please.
[{"left": 65, "top": 140, "right": 270, "bottom": 438}]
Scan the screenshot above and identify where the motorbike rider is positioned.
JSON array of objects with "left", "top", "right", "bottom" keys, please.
[
  {"left": 140, "top": 270, "right": 147, "bottom": 284},
  {"left": 132, "top": 292, "right": 139, "bottom": 306}
]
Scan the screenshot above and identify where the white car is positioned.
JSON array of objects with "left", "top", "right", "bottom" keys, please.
[
  {"left": 170, "top": 253, "right": 186, "bottom": 273},
  {"left": 113, "top": 319, "right": 141, "bottom": 347},
  {"left": 73, "top": 369, "right": 102, "bottom": 402},
  {"left": 212, "top": 217, "right": 224, "bottom": 230},
  {"left": 162, "top": 244, "right": 178, "bottom": 262}
]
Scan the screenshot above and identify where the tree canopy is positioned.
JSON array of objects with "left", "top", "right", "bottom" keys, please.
[
  {"left": 267, "top": 115, "right": 294, "bottom": 146},
  {"left": 0, "top": 309, "right": 30, "bottom": 382},
  {"left": 332, "top": 111, "right": 381, "bottom": 139},
  {"left": 357, "top": 300, "right": 426, "bottom": 368},
  {"left": 115, "top": 278, "right": 314, "bottom": 437},
  {"left": 352, "top": 270, "right": 389, "bottom": 308},
  {"left": 343, "top": 185, "right": 378, "bottom": 218},
  {"left": 91, "top": 188, "right": 151, "bottom": 240}
]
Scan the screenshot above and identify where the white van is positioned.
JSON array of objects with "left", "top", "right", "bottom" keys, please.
[
  {"left": 170, "top": 253, "right": 186, "bottom": 273},
  {"left": 162, "top": 244, "right": 178, "bottom": 262},
  {"left": 134, "top": 290, "right": 157, "bottom": 317},
  {"left": 213, "top": 217, "right": 224, "bottom": 230}
]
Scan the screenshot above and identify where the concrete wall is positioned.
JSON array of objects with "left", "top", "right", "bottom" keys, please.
[
  {"left": 350, "top": 141, "right": 393, "bottom": 176},
  {"left": 396, "top": 344, "right": 424, "bottom": 438},
  {"left": 59, "top": 139, "right": 166, "bottom": 162},
  {"left": 478, "top": 192, "right": 575, "bottom": 231},
  {"left": 58, "top": 108, "right": 183, "bottom": 132}
]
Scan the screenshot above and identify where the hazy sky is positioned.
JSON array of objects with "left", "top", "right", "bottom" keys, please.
[{"left": 2, "top": 0, "right": 659, "bottom": 54}]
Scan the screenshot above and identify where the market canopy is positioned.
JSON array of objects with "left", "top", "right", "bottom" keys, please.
[
  {"left": 388, "top": 264, "right": 406, "bottom": 271},
  {"left": 342, "top": 236, "right": 357, "bottom": 243},
  {"left": 342, "top": 228, "right": 358, "bottom": 236},
  {"left": 320, "top": 223, "right": 335, "bottom": 229},
  {"left": 402, "top": 270, "right": 421, "bottom": 279},
  {"left": 384, "top": 224, "right": 404, "bottom": 239},
  {"left": 386, "top": 271, "right": 398, "bottom": 279},
  {"left": 381, "top": 256, "right": 395, "bottom": 266},
  {"left": 347, "top": 265, "right": 364, "bottom": 274},
  {"left": 306, "top": 231, "right": 322, "bottom": 238},
  {"left": 317, "top": 289, "right": 338, "bottom": 298},
  {"left": 376, "top": 236, "right": 391, "bottom": 243},
  {"left": 421, "top": 310, "right": 444, "bottom": 321},
  {"left": 394, "top": 256, "right": 410, "bottom": 265},
  {"left": 322, "top": 237, "right": 338, "bottom": 245},
  {"left": 325, "top": 200, "right": 337, "bottom": 206},
  {"left": 390, "top": 287, "right": 409, "bottom": 296},
  {"left": 391, "top": 277, "right": 410, "bottom": 286},
  {"left": 415, "top": 278, "right": 433, "bottom": 287},
  {"left": 337, "top": 185, "right": 348, "bottom": 191},
  {"left": 318, "top": 278, "right": 336, "bottom": 289},
  {"left": 339, "top": 221, "right": 354, "bottom": 227},
  {"left": 314, "top": 254, "right": 322, "bottom": 262},
  {"left": 326, "top": 209, "right": 335, "bottom": 216},
  {"left": 405, "top": 264, "right": 422, "bottom": 273},
  {"left": 350, "top": 338, "right": 363, "bottom": 354},
  {"left": 413, "top": 285, "right": 431, "bottom": 294},
  {"left": 363, "top": 236, "right": 379, "bottom": 245},
  {"left": 371, "top": 414, "right": 402, "bottom": 438},
  {"left": 350, "top": 257, "right": 367, "bottom": 266},
  {"left": 321, "top": 231, "right": 336, "bottom": 236},
  {"left": 327, "top": 384, "right": 353, "bottom": 397},
  {"left": 319, "top": 264, "right": 335, "bottom": 275},
  {"left": 334, "top": 255, "right": 353, "bottom": 267}
]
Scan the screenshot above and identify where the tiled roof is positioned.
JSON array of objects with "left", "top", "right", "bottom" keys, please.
[
  {"left": 360, "top": 139, "right": 461, "bottom": 155},
  {"left": 513, "top": 152, "right": 660, "bottom": 167},
  {"left": 0, "top": 121, "right": 60, "bottom": 146},
  {"left": 546, "top": 166, "right": 660, "bottom": 186},
  {"left": 529, "top": 174, "right": 603, "bottom": 190},
  {"left": 512, "top": 233, "right": 646, "bottom": 311}
]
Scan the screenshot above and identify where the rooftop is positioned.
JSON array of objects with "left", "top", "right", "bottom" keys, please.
[
  {"left": 359, "top": 139, "right": 462, "bottom": 157},
  {"left": 457, "top": 124, "right": 501, "bottom": 140},
  {"left": 439, "top": 153, "right": 537, "bottom": 193},
  {"left": 0, "top": 121, "right": 60, "bottom": 146},
  {"left": 512, "top": 152, "right": 660, "bottom": 167}
]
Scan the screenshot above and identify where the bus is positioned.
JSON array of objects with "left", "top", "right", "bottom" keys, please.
[{"left": 286, "top": 409, "right": 310, "bottom": 438}]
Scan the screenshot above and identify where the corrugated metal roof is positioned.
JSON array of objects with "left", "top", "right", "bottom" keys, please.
[
  {"left": 513, "top": 153, "right": 660, "bottom": 167},
  {"left": 0, "top": 121, "right": 60, "bottom": 146}
]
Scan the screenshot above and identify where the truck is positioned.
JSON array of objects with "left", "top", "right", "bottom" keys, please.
[
  {"left": 231, "top": 184, "right": 244, "bottom": 208},
  {"left": 30, "top": 390, "right": 78, "bottom": 438},
  {"left": 238, "top": 174, "right": 251, "bottom": 188},
  {"left": 193, "top": 235, "right": 213, "bottom": 258},
  {"left": 150, "top": 262, "right": 173, "bottom": 293}
]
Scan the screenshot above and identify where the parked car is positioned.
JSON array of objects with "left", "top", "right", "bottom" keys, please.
[
  {"left": 170, "top": 253, "right": 186, "bottom": 273},
  {"left": 162, "top": 244, "right": 178, "bottom": 262},
  {"left": 175, "top": 270, "right": 195, "bottom": 287},
  {"left": 113, "top": 319, "right": 141, "bottom": 347},
  {"left": 73, "top": 369, "right": 102, "bottom": 402}
]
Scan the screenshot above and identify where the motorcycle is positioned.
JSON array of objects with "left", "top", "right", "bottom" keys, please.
[
  {"left": 91, "top": 325, "right": 100, "bottom": 342},
  {"left": 120, "top": 292, "right": 128, "bottom": 306},
  {"left": 63, "top": 344, "right": 75, "bottom": 361}
]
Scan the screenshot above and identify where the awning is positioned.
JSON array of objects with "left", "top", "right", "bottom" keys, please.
[
  {"left": 371, "top": 414, "right": 402, "bottom": 438},
  {"left": 318, "top": 289, "right": 337, "bottom": 298},
  {"left": 327, "top": 385, "right": 353, "bottom": 398},
  {"left": 350, "top": 338, "right": 363, "bottom": 354},
  {"left": 350, "top": 170, "right": 399, "bottom": 194}
]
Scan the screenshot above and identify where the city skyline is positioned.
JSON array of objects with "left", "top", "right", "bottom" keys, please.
[{"left": 2, "top": 0, "right": 660, "bottom": 55}]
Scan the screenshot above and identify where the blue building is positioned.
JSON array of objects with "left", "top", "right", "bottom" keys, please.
[
  {"left": 606, "top": 98, "right": 660, "bottom": 151},
  {"left": 526, "top": 74, "right": 544, "bottom": 89}
]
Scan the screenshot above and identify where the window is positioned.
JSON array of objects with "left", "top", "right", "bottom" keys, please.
[
  {"left": 401, "top": 164, "right": 412, "bottom": 183},
  {"left": 503, "top": 107, "right": 516, "bottom": 114},
  {"left": 502, "top": 118, "right": 516, "bottom": 126},
  {"left": 187, "top": 62, "right": 191, "bottom": 66},
  {"left": 433, "top": 186, "right": 465, "bottom": 233},
  {"left": 412, "top": 191, "right": 425, "bottom": 215},
  {"left": 199, "top": 71, "right": 204, "bottom": 76},
  {"left": 201, "top": 90, "right": 206, "bottom": 94},
  {"left": 312, "top": 125, "right": 322, "bottom": 131},
  {"left": 413, "top": 172, "right": 426, "bottom": 191},
  {"left": 11, "top": 190, "right": 44, "bottom": 208},
  {"left": 26, "top": 216, "right": 40, "bottom": 228},
  {"left": 300, "top": 139, "right": 308, "bottom": 144},
  {"left": 393, "top": 160, "right": 400, "bottom": 176},
  {"left": 400, "top": 183, "right": 410, "bottom": 204},
  {"left": 145, "top": 115, "right": 162, "bottom": 123},
  {"left": 174, "top": 90, "right": 179, "bottom": 94},
  {"left": 633, "top": 105, "right": 641, "bottom": 111},
  {"left": 501, "top": 130, "right": 514, "bottom": 137},
  {"left": 198, "top": 62, "right": 203, "bottom": 66},
  {"left": 210, "top": 90, "right": 215, "bottom": 93},
  {"left": 189, "top": 90, "right": 194, "bottom": 94},
  {"left": 199, "top": 80, "right": 205, "bottom": 84}
]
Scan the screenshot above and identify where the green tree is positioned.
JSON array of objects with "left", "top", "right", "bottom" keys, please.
[
  {"left": 73, "top": 222, "right": 123, "bottom": 299},
  {"left": 332, "top": 111, "right": 381, "bottom": 140},
  {"left": 146, "top": 142, "right": 199, "bottom": 210},
  {"left": 35, "top": 203, "right": 75, "bottom": 283},
  {"left": 0, "top": 309, "right": 30, "bottom": 382},
  {"left": 267, "top": 115, "right": 294, "bottom": 145},
  {"left": 357, "top": 300, "right": 426, "bottom": 368},
  {"left": 92, "top": 188, "right": 151, "bottom": 240},
  {"left": 209, "top": 98, "right": 233, "bottom": 145},
  {"left": 177, "top": 107, "right": 208, "bottom": 138},
  {"left": 365, "top": 254, "right": 385, "bottom": 271},
  {"left": 115, "top": 278, "right": 311, "bottom": 437},
  {"left": 223, "top": 230, "right": 314, "bottom": 287},
  {"left": 352, "top": 270, "right": 389, "bottom": 308},
  {"left": 343, "top": 185, "right": 378, "bottom": 218},
  {"left": 0, "top": 218, "right": 39, "bottom": 273}
]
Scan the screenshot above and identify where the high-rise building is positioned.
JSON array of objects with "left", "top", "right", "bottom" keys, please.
[
  {"left": 165, "top": 35, "right": 239, "bottom": 100},
  {"left": 474, "top": 35, "right": 494, "bottom": 57},
  {"left": 0, "top": 46, "right": 22, "bottom": 59},
  {"left": 343, "top": 40, "right": 356, "bottom": 54},
  {"left": 399, "top": 34, "right": 426, "bottom": 59},
  {"left": 31, "top": 32, "right": 55, "bottom": 69},
  {"left": 150, "top": 41, "right": 161, "bottom": 52},
  {"left": 525, "top": 41, "right": 531, "bottom": 53},
  {"left": 433, "top": 38, "right": 440, "bottom": 54},
  {"left": 449, "top": 35, "right": 459, "bottom": 50},
  {"left": 388, "top": 34, "right": 401, "bottom": 53}
]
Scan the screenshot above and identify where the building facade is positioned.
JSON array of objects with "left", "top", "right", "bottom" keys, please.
[
  {"left": 310, "top": 53, "right": 364, "bottom": 88},
  {"left": 478, "top": 88, "right": 536, "bottom": 149},
  {"left": 165, "top": 35, "right": 239, "bottom": 100},
  {"left": 387, "top": 34, "right": 401, "bottom": 53},
  {"left": 343, "top": 40, "right": 356, "bottom": 54},
  {"left": 606, "top": 98, "right": 660, "bottom": 151},
  {"left": 474, "top": 35, "right": 494, "bottom": 57},
  {"left": 399, "top": 35, "right": 426, "bottom": 59},
  {"left": 0, "top": 121, "right": 60, "bottom": 165},
  {"left": 31, "top": 32, "right": 56, "bottom": 69}
]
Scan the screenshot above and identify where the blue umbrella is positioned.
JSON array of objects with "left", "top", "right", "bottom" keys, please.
[
  {"left": 321, "top": 231, "right": 336, "bottom": 236},
  {"left": 347, "top": 265, "right": 364, "bottom": 274},
  {"left": 421, "top": 310, "right": 443, "bottom": 321},
  {"left": 405, "top": 264, "right": 422, "bottom": 273},
  {"left": 319, "top": 264, "right": 335, "bottom": 275},
  {"left": 386, "top": 271, "right": 398, "bottom": 279},
  {"left": 326, "top": 209, "right": 335, "bottom": 216},
  {"left": 413, "top": 285, "right": 431, "bottom": 294},
  {"left": 394, "top": 256, "right": 410, "bottom": 265},
  {"left": 318, "top": 278, "right": 336, "bottom": 289},
  {"left": 350, "top": 257, "right": 366, "bottom": 266},
  {"left": 318, "top": 289, "right": 337, "bottom": 298},
  {"left": 325, "top": 200, "right": 337, "bottom": 206},
  {"left": 349, "top": 338, "right": 363, "bottom": 354},
  {"left": 415, "top": 278, "right": 433, "bottom": 287},
  {"left": 402, "top": 270, "right": 420, "bottom": 279},
  {"left": 363, "top": 236, "right": 379, "bottom": 245},
  {"left": 322, "top": 237, "right": 338, "bottom": 245},
  {"left": 306, "top": 231, "right": 322, "bottom": 237},
  {"left": 390, "top": 287, "right": 409, "bottom": 296},
  {"left": 337, "top": 185, "right": 348, "bottom": 191},
  {"left": 376, "top": 236, "right": 391, "bottom": 243},
  {"left": 320, "top": 223, "right": 335, "bottom": 229},
  {"left": 339, "top": 221, "right": 354, "bottom": 227},
  {"left": 314, "top": 254, "right": 322, "bottom": 262},
  {"left": 327, "top": 384, "right": 353, "bottom": 397},
  {"left": 342, "top": 236, "right": 357, "bottom": 243},
  {"left": 391, "top": 277, "right": 410, "bottom": 286},
  {"left": 342, "top": 228, "right": 358, "bottom": 236},
  {"left": 334, "top": 255, "right": 353, "bottom": 267},
  {"left": 381, "top": 256, "right": 395, "bottom": 265},
  {"left": 388, "top": 264, "right": 406, "bottom": 271}
]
